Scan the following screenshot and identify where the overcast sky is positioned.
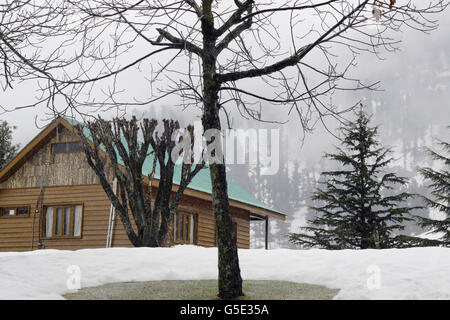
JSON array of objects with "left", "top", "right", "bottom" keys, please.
[{"left": 1, "top": 3, "right": 449, "bottom": 167}]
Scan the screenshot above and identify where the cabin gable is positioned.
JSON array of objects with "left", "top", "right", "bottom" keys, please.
[{"left": 0, "top": 125, "right": 113, "bottom": 189}]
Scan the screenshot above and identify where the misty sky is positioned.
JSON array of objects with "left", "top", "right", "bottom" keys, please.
[{"left": 1, "top": 3, "right": 449, "bottom": 168}]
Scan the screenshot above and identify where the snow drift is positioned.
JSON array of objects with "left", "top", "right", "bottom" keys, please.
[{"left": 0, "top": 246, "right": 449, "bottom": 300}]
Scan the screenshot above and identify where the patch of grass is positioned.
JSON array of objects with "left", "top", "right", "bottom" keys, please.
[{"left": 64, "top": 280, "right": 339, "bottom": 300}]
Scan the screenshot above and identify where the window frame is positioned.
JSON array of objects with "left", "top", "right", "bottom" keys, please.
[
  {"left": 50, "top": 141, "right": 83, "bottom": 155},
  {"left": 41, "top": 204, "right": 84, "bottom": 239},
  {"left": 0, "top": 206, "right": 30, "bottom": 218},
  {"left": 173, "top": 212, "right": 198, "bottom": 245}
]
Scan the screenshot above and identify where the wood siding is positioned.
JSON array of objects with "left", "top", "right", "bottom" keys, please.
[{"left": 0, "top": 184, "right": 250, "bottom": 251}]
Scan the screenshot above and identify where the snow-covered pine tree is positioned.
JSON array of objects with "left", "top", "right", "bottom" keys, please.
[
  {"left": 0, "top": 120, "right": 19, "bottom": 170},
  {"left": 289, "top": 108, "right": 420, "bottom": 249},
  {"left": 418, "top": 128, "right": 450, "bottom": 245}
]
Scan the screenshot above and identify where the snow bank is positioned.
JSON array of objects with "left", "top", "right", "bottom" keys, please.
[{"left": 1, "top": 246, "right": 449, "bottom": 300}]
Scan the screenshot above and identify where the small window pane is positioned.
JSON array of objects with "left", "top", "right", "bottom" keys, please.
[
  {"left": 185, "top": 215, "right": 189, "bottom": 242},
  {"left": 67, "top": 142, "right": 82, "bottom": 152},
  {"left": 45, "top": 207, "right": 54, "bottom": 237},
  {"left": 51, "top": 144, "right": 66, "bottom": 154},
  {"left": 55, "top": 208, "right": 62, "bottom": 235},
  {"left": 51, "top": 142, "right": 82, "bottom": 154},
  {"left": 17, "top": 208, "right": 29, "bottom": 216},
  {"left": 64, "top": 208, "right": 71, "bottom": 235},
  {"left": 2, "top": 209, "right": 15, "bottom": 216},
  {"left": 190, "top": 215, "right": 195, "bottom": 244},
  {"left": 73, "top": 205, "right": 82, "bottom": 237}
]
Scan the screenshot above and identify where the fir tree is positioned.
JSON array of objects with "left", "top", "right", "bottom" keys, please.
[
  {"left": 289, "top": 108, "right": 419, "bottom": 249},
  {"left": 418, "top": 129, "right": 450, "bottom": 245},
  {"left": 0, "top": 120, "right": 19, "bottom": 170}
]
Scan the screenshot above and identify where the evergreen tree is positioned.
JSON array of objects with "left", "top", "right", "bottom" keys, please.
[
  {"left": 289, "top": 108, "right": 419, "bottom": 249},
  {"left": 0, "top": 120, "right": 19, "bottom": 170},
  {"left": 418, "top": 129, "right": 450, "bottom": 245}
]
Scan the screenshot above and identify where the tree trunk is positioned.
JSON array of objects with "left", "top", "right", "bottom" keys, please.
[
  {"left": 200, "top": 1, "right": 243, "bottom": 299},
  {"left": 158, "top": 206, "right": 172, "bottom": 245},
  {"left": 209, "top": 162, "right": 244, "bottom": 299},
  {"left": 201, "top": 69, "right": 243, "bottom": 299},
  {"left": 140, "top": 225, "right": 159, "bottom": 247}
]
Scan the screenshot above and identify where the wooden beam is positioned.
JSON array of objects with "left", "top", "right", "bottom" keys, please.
[{"left": 265, "top": 216, "right": 269, "bottom": 250}]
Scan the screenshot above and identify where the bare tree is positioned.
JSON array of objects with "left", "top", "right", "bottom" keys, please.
[
  {"left": 0, "top": 0, "right": 71, "bottom": 113},
  {"left": 76, "top": 116, "right": 204, "bottom": 247},
  {"left": 1, "top": 0, "right": 448, "bottom": 299}
]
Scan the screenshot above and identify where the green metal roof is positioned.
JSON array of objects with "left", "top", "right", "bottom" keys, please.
[{"left": 64, "top": 117, "right": 283, "bottom": 216}]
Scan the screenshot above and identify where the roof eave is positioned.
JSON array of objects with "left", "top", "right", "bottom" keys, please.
[{"left": 0, "top": 117, "right": 65, "bottom": 183}]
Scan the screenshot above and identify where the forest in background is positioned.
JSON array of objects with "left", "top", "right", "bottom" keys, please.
[{"left": 131, "top": 27, "right": 450, "bottom": 248}]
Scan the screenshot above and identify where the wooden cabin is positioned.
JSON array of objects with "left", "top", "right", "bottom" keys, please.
[{"left": 0, "top": 117, "right": 285, "bottom": 252}]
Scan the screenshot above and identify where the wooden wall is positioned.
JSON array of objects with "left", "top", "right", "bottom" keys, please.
[
  {"left": 0, "top": 184, "right": 250, "bottom": 252},
  {"left": 0, "top": 185, "right": 118, "bottom": 251}
]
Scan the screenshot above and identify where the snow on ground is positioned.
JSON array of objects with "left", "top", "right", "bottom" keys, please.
[{"left": 1, "top": 246, "right": 450, "bottom": 300}]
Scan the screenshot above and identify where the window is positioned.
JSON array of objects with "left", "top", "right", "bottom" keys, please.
[
  {"left": 17, "top": 208, "right": 30, "bottom": 216},
  {"left": 51, "top": 141, "right": 83, "bottom": 154},
  {"left": 174, "top": 212, "right": 197, "bottom": 244},
  {"left": 0, "top": 207, "right": 30, "bottom": 217},
  {"left": 43, "top": 205, "right": 83, "bottom": 238}
]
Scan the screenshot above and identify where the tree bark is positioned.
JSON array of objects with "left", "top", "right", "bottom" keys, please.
[
  {"left": 209, "top": 162, "right": 244, "bottom": 299},
  {"left": 202, "top": 103, "right": 243, "bottom": 298},
  {"left": 201, "top": 3, "right": 244, "bottom": 296},
  {"left": 139, "top": 225, "right": 159, "bottom": 247}
]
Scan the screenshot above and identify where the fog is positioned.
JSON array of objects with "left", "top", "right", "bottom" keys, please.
[{"left": 2, "top": 5, "right": 448, "bottom": 163}]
